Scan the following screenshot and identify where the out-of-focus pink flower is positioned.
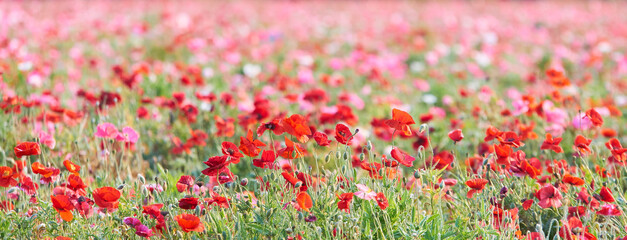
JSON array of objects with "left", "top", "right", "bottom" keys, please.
[
  {"left": 572, "top": 113, "right": 593, "bottom": 130},
  {"left": 512, "top": 99, "right": 529, "bottom": 116},
  {"left": 95, "top": 123, "right": 119, "bottom": 139},
  {"left": 39, "top": 131, "right": 56, "bottom": 149},
  {"left": 354, "top": 184, "right": 377, "bottom": 200},
  {"left": 116, "top": 127, "right": 139, "bottom": 143}
]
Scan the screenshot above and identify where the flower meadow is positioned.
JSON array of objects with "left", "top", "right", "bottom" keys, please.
[{"left": 2, "top": 1, "right": 627, "bottom": 239}]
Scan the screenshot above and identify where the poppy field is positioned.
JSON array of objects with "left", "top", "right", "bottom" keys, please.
[{"left": 2, "top": 1, "right": 627, "bottom": 239}]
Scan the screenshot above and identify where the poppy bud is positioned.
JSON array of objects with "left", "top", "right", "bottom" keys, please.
[
  {"left": 240, "top": 178, "right": 248, "bottom": 186},
  {"left": 416, "top": 151, "right": 422, "bottom": 160},
  {"left": 335, "top": 152, "right": 341, "bottom": 159},
  {"left": 212, "top": 186, "right": 220, "bottom": 192},
  {"left": 419, "top": 124, "right": 429, "bottom": 133},
  {"left": 137, "top": 174, "right": 145, "bottom": 184},
  {"left": 359, "top": 153, "right": 365, "bottom": 161},
  {"left": 336, "top": 215, "right": 343, "bottom": 221},
  {"left": 414, "top": 170, "right": 420, "bottom": 179},
  {"left": 7, "top": 187, "right": 18, "bottom": 194},
  {"left": 294, "top": 181, "right": 303, "bottom": 189},
  {"left": 285, "top": 228, "right": 293, "bottom": 234},
  {"left": 35, "top": 223, "right": 46, "bottom": 232},
  {"left": 343, "top": 152, "right": 349, "bottom": 160},
  {"left": 117, "top": 184, "right": 125, "bottom": 190},
  {"left": 366, "top": 141, "right": 372, "bottom": 151},
  {"left": 324, "top": 154, "right": 331, "bottom": 163}
]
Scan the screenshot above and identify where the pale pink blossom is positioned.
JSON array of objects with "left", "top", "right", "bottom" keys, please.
[
  {"left": 116, "top": 127, "right": 139, "bottom": 143},
  {"left": 354, "top": 184, "right": 377, "bottom": 200},
  {"left": 95, "top": 123, "right": 119, "bottom": 138}
]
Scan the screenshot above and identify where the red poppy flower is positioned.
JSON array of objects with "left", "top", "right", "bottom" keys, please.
[
  {"left": 14, "top": 142, "right": 41, "bottom": 158},
  {"left": 448, "top": 129, "right": 464, "bottom": 142},
  {"left": 92, "top": 186, "right": 121, "bottom": 209},
  {"left": 187, "top": 129, "right": 208, "bottom": 147},
  {"left": 522, "top": 199, "right": 534, "bottom": 210},
  {"left": 142, "top": 203, "right": 164, "bottom": 219},
  {"left": 0, "top": 200, "right": 14, "bottom": 211},
  {"left": 585, "top": 108, "right": 603, "bottom": 127},
  {"left": 599, "top": 187, "right": 615, "bottom": 202},
  {"left": 336, "top": 193, "right": 354, "bottom": 213},
  {"left": 520, "top": 160, "right": 541, "bottom": 179},
  {"left": 0, "top": 166, "right": 17, "bottom": 188},
  {"left": 281, "top": 114, "right": 312, "bottom": 143},
  {"left": 360, "top": 162, "right": 383, "bottom": 179},
  {"left": 390, "top": 147, "right": 416, "bottom": 167},
  {"left": 535, "top": 185, "right": 563, "bottom": 209},
  {"left": 202, "top": 156, "right": 233, "bottom": 177},
  {"left": 296, "top": 192, "right": 313, "bottom": 212},
  {"left": 63, "top": 160, "right": 81, "bottom": 175},
  {"left": 257, "top": 119, "right": 285, "bottom": 137},
  {"left": 559, "top": 217, "right": 596, "bottom": 240},
  {"left": 278, "top": 137, "right": 306, "bottom": 159},
  {"left": 484, "top": 126, "right": 501, "bottom": 142},
  {"left": 541, "top": 133, "right": 563, "bottom": 153},
  {"left": 214, "top": 116, "right": 235, "bottom": 137},
  {"left": 562, "top": 174, "right": 584, "bottom": 186},
  {"left": 176, "top": 175, "right": 195, "bottom": 193},
  {"left": 67, "top": 174, "right": 87, "bottom": 194},
  {"left": 427, "top": 151, "right": 454, "bottom": 170},
  {"left": 546, "top": 69, "right": 571, "bottom": 88},
  {"left": 465, "top": 179, "right": 489, "bottom": 198},
  {"left": 221, "top": 141, "right": 244, "bottom": 160},
  {"left": 573, "top": 135, "right": 592, "bottom": 155},
  {"left": 494, "top": 144, "right": 512, "bottom": 166},
  {"left": 385, "top": 108, "right": 415, "bottom": 136},
  {"left": 179, "top": 197, "right": 199, "bottom": 210},
  {"left": 605, "top": 138, "right": 627, "bottom": 162},
  {"left": 334, "top": 124, "right": 353, "bottom": 145},
  {"left": 171, "top": 136, "right": 192, "bottom": 155},
  {"left": 51, "top": 195, "right": 75, "bottom": 221},
  {"left": 497, "top": 131, "right": 524, "bottom": 148},
  {"left": 375, "top": 192, "right": 388, "bottom": 210},
  {"left": 596, "top": 204, "right": 621, "bottom": 216},
  {"left": 313, "top": 132, "right": 331, "bottom": 147},
  {"left": 253, "top": 150, "right": 276, "bottom": 169},
  {"left": 281, "top": 171, "right": 303, "bottom": 190},
  {"left": 239, "top": 129, "right": 266, "bottom": 157},
  {"left": 31, "top": 162, "right": 60, "bottom": 178},
  {"left": 206, "top": 194, "right": 230, "bottom": 208},
  {"left": 176, "top": 214, "right": 204, "bottom": 232},
  {"left": 601, "top": 128, "right": 617, "bottom": 138}
]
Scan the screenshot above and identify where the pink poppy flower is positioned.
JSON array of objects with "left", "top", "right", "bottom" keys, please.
[
  {"left": 354, "top": 184, "right": 377, "bottom": 200},
  {"left": 115, "top": 127, "right": 139, "bottom": 143},
  {"left": 95, "top": 123, "right": 119, "bottom": 139}
]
